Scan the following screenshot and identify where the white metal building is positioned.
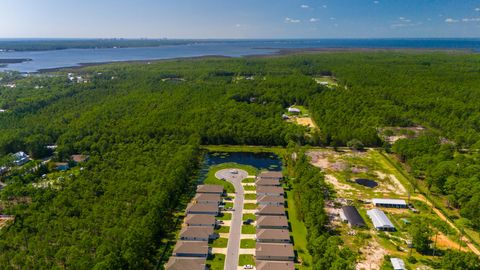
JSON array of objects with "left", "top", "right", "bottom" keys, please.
[
  {"left": 372, "top": 198, "right": 407, "bottom": 208},
  {"left": 367, "top": 208, "right": 395, "bottom": 231},
  {"left": 390, "top": 258, "right": 406, "bottom": 270}
]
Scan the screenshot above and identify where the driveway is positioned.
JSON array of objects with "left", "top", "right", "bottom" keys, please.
[{"left": 216, "top": 169, "right": 248, "bottom": 270}]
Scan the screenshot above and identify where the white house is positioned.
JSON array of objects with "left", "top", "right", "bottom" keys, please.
[
  {"left": 13, "top": 151, "right": 30, "bottom": 166},
  {"left": 287, "top": 107, "right": 301, "bottom": 114}
]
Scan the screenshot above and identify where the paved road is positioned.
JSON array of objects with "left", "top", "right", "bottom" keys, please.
[{"left": 215, "top": 169, "right": 248, "bottom": 270}]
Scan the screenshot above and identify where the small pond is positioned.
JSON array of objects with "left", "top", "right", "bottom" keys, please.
[
  {"left": 355, "top": 178, "right": 378, "bottom": 188},
  {"left": 197, "top": 152, "right": 282, "bottom": 183}
]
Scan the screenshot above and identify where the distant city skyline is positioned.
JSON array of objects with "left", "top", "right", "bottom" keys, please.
[{"left": 1, "top": 0, "right": 479, "bottom": 39}]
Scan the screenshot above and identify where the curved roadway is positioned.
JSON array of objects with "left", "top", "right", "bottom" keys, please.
[{"left": 215, "top": 169, "right": 248, "bottom": 270}]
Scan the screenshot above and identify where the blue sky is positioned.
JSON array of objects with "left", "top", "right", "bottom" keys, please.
[{"left": 1, "top": 0, "right": 479, "bottom": 38}]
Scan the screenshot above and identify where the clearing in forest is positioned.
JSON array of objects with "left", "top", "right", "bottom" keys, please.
[{"left": 308, "top": 148, "right": 467, "bottom": 270}]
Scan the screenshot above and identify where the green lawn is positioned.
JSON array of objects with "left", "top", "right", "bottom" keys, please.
[
  {"left": 244, "top": 193, "right": 256, "bottom": 200},
  {"left": 203, "top": 162, "right": 260, "bottom": 193},
  {"left": 206, "top": 253, "right": 225, "bottom": 270},
  {"left": 286, "top": 190, "right": 312, "bottom": 269},
  {"left": 244, "top": 203, "right": 257, "bottom": 210},
  {"left": 242, "top": 178, "right": 255, "bottom": 183},
  {"left": 238, "top": 254, "right": 255, "bottom": 266},
  {"left": 240, "top": 239, "right": 256, "bottom": 248},
  {"left": 225, "top": 202, "right": 233, "bottom": 208},
  {"left": 243, "top": 185, "right": 256, "bottom": 191},
  {"left": 210, "top": 237, "right": 228, "bottom": 248},
  {"left": 242, "top": 213, "right": 256, "bottom": 221},
  {"left": 241, "top": 225, "right": 256, "bottom": 234},
  {"left": 215, "top": 226, "right": 230, "bottom": 233},
  {"left": 217, "top": 213, "right": 232, "bottom": 220}
]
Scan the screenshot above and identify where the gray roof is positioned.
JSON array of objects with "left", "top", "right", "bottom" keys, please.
[
  {"left": 257, "top": 216, "right": 289, "bottom": 227},
  {"left": 341, "top": 206, "right": 366, "bottom": 227},
  {"left": 186, "top": 203, "right": 218, "bottom": 213},
  {"left": 196, "top": 185, "right": 224, "bottom": 193},
  {"left": 173, "top": 241, "right": 209, "bottom": 255},
  {"left": 256, "top": 243, "right": 294, "bottom": 258},
  {"left": 179, "top": 226, "right": 214, "bottom": 239},
  {"left": 256, "top": 229, "right": 290, "bottom": 241},
  {"left": 259, "top": 171, "right": 283, "bottom": 179},
  {"left": 165, "top": 257, "right": 206, "bottom": 270},
  {"left": 372, "top": 198, "right": 407, "bottom": 206},
  {"left": 256, "top": 186, "right": 284, "bottom": 195},
  {"left": 367, "top": 209, "right": 395, "bottom": 229},
  {"left": 257, "top": 195, "right": 285, "bottom": 204},
  {"left": 185, "top": 215, "right": 216, "bottom": 226},
  {"left": 257, "top": 205, "right": 286, "bottom": 215},
  {"left": 194, "top": 193, "right": 221, "bottom": 203},
  {"left": 255, "top": 178, "right": 281, "bottom": 186},
  {"left": 256, "top": 261, "right": 295, "bottom": 270}
]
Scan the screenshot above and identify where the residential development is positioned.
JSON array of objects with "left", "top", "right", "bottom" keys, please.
[{"left": 166, "top": 184, "right": 224, "bottom": 270}]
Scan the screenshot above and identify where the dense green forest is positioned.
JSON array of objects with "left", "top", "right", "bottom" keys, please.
[
  {"left": 1, "top": 51, "right": 480, "bottom": 268},
  {"left": 288, "top": 151, "right": 356, "bottom": 269}
]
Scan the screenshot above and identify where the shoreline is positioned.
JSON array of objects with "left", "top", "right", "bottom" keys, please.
[{"left": 10, "top": 46, "right": 478, "bottom": 74}]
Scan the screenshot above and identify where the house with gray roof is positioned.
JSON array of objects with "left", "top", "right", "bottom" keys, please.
[
  {"left": 165, "top": 257, "right": 207, "bottom": 270},
  {"left": 256, "top": 216, "right": 289, "bottom": 229},
  {"left": 256, "top": 229, "right": 290, "bottom": 243},
  {"left": 255, "top": 243, "right": 295, "bottom": 261},
  {"left": 172, "top": 241, "right": 209, "bottom": 258}
]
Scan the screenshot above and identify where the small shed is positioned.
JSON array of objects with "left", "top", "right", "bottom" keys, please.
[
  {"left": 287, "top": 107, "right": 301, "bottom": 114},
  {"left": 390, "top": 258, "right": 406, "bottom": 270}
]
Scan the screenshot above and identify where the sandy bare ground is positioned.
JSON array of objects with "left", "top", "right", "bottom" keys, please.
[
  {"left": 435, "top": 232, "right": 466, "bottom": 251},
  {"left": 324, "top": 174, "right": 357, "bottom": 196},
  {"left": 375, "top": 171, "right": 408, "bottom": 195},
  {"left": 356, "top": 237, "right": 387, "bottom": 270},
  {"left": 0, "top": 216, "right": 14, "bottom": 229},
  {"left": 295, "top": 117, "right": 316, "bottom": 128}
]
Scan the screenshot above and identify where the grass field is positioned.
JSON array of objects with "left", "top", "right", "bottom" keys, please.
[
  {"left": 217, "top": 213, "right": 232, "bottom": 220},
  {"left": 215, "top": 226, "right": 230, "bottom": 234},
  {"left": 244, "top": 185, "right": 256, "bottom": 191},
  {"left": 240, "top": 239, "right": 256, "bottom": 248},
  {"left": 211, "top": 237, "right": 228, "bottom": 248},
  {"left": 242, "top": 213, "right": 256, "bottom": 221},
  {"left": 242, "top": 178, "right": 255, "bottom": 183},
  {"left": 238, "top": 254, "right": 255, "bottom": 266},
  {"left": 206, "top": 253, "right": 225, "bottom": 270},
  {"left": 286, "top": 190, "right": 312, "bottom": 269},
  {"left": 244, "top": 203, "right": 257, "bottom": 210},
  {"left": 241, "top": 225, "right": 256, "bottom": 234},
  {"left": 244, "top": 193, "right": 256, "bottom": 200}
]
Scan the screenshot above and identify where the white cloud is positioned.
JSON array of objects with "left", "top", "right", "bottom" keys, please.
[
  {"left": 309, "top": 18, "right": 318, "bottom": 22},
  {"left": 390, "top": 23, "right": 421, "bottom": 28},
  {"left": 301, "top": 4, "right": 309, "bottom": 8},
  {"left": 321, "top": 5, "right": 327, "bottom": 8},
  {"left": 235, "top": 24, "right": 241, "bottom": 28},
  {"left": 475, "top": 7, "right": 480, "bottom": 12},
  {"left": 445, "top": 18, "right": 459, "bottom": 23},
  {"left": 399, "top": 17, "right": 411, "bottom": 23},
  {"left": 462, "top": 17, "right": 480, "bottom": 22},
  {"left": 330, "top": 17, "right": 336, "bottom": 20},
  {"left": 285, "top": 17, "right": 301, "bottom": 23},
  {"left": 373, "top": 1, "right": 380, "bottom": 4}
]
